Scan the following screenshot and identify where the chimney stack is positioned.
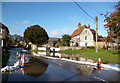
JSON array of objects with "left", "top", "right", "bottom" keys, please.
[
  {"left": 78, "top": 22, "right": 81, "bottom": 29},
  {"left": 88, "top": 24, "right": 90, "bottom": 29}
]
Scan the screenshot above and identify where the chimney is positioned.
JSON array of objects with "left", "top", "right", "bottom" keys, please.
[
  {"left": 88, "top": 24, "right": 90, "bottom": 29},
  {"left": 78, "top": 22, "right": 81, "bottom": 29}
]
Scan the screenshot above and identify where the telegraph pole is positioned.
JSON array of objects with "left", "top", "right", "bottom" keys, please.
[{"left": 96, "top": 16, "right": 98, "bottom": 52}]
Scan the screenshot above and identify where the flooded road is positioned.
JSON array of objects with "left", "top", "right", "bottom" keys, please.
[{"left": 2, "top": 48, "right": 119, "bottom": 82}]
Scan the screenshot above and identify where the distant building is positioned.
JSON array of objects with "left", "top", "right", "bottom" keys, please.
[
  {"left": 70, "top": 22, "right": 105, "bottom": 48},
  {"left": 11, "top": 34, "right": 21, "bottom": 41},
  {"left": 0, "top": 22, "right": 10, "bottom": 50},
  {"left": 42, "top": 37, "right": 61, "bottom": 47}
]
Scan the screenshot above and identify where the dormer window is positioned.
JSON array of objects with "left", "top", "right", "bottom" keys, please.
[{"left": 85, "top": 31, "right": 87, "bottom": 33}]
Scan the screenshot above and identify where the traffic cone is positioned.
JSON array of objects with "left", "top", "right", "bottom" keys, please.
[
  {"left": 21, "top": 54, "right": 23, "bottom": 65},
  {"left": 59, "top": 53, "right": 62, "bottom": 59},
  {"left": 59, "top": 53, "right": 62, "bottom": 65},
  {"left": 21, "top": 54, "right": 25, "bottom": 67},
  {"left": 97, "top": 56, "right": 101, "bottom": 67},
  {"left": 16, "top": 51, "right": 19, "bottom": 57},
  {"left": 18, "top": 53, "right": 21, "bottom": 61}
]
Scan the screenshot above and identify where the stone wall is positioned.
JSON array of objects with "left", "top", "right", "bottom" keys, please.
[{"left": 59, "top": 46, "right": 82, "bottom": 50}]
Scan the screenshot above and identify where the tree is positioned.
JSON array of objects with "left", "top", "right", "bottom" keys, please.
[
  {"left": 24, "top": 25, "right": 49, "bottom": 45},
  {"left": 101, "top": 2, "right": 120, "bottom": 37},
  {"left": 8, "top": 34, "right": 15, "bottom": 48},
  {"left": 101, "top": 2, "right": 120, "bottom": 51},
  {"left": 61, "top": 34, "right": 71, "bottom": 46}
]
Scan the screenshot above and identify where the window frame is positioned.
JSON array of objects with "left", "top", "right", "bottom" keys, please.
[
  {"left": 0, "top": 28, "right": 2, "bottom": 33},
  {"left": 85, "top": 36, "right": 87, "bottom": 40},
  {"left": 85, "top": 31, "right": 87, "bottom": 33},
  {"left": 85, "top": 43, "right": 87, "bottom": 47}
]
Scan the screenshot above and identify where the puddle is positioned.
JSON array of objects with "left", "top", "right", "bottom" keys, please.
[{"left": 2, "top": 48, "right": 119, "bottom": 82}]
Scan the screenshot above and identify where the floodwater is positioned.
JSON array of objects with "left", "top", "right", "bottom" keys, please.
[{"left": 2, "top": 48, "right": 120, "bottom": 82}]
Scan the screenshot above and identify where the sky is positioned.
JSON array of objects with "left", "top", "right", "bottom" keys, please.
[{"left": 2, "top": 1, "right": 118, "bottom": 38}]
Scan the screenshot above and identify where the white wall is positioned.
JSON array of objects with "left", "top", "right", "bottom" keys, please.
[
  {"left": 70, "top": 28, "right": 94, "bottom": 47},
  {"left": 38, "top": 47, "right": 47, "bottom": 51},
  {"left": 79, "top": 28, "right": 94, "bottom": 47}
]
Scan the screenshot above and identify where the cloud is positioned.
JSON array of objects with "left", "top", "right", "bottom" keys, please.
[
  {"left": 22, "top": 20, "right": 30, "bottom": 24},
  {"left": 9, "top": 26, "right": 23, "bottom": 36},
  {"left": 16, "top": 20, "right": 30, "bottom": 25},
  {"left": 50, "top": 28, "right": 71, "bottom": 37}
]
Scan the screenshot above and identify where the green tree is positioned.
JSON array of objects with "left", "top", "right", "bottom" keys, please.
[
  {"left": 61, "top": 34, "right": 71, "bottom": 46},
  {"left": 101, "top": 2, "right": 120, "bottom": 51},
  {"left": 58, "top": 38, "right": 61, "bottom": 43},
  {"left": 8, "top": 34, "right": 15, "bottom": 48},
  {"left": 101, "top": 2, "right": 120, "bottom": 39},
  {"left": 24, "top": 25, "right": 49, "bottom": 45}
]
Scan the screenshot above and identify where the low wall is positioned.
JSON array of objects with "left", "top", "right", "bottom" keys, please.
[
  {"left": 59, "top": 46, "right": 82, "bottom": 50},
  {"left": 50, "top": 48, "right": 60, "bottom": 51},
  {"left": 38, "top": 47, "right": 47, "bottom": 51}
]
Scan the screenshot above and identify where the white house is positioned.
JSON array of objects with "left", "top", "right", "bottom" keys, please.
[{"left": 70, "top": 22, "right": 103, "bottom": 47}]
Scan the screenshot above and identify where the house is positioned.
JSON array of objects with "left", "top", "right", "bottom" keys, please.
[
  {"left": 42, "top": 37, "right": 61, "bottom": 47},
  {"left": 70, "top": 22, "right": 105, "bottom": 48},
  {"left": 0, "top": 22, "right": 10, "bottom": 50},
  {"left": 11, "top": 34, "right": 21, "bottom": 41}
]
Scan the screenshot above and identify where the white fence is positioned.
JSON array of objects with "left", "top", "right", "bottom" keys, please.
[
  {"left": 50, "top": 48, "right": 60, "bottom": 51},
  {"left": 38, "top": 47, "right": 47, "bottom": 51},
  {"left": 38, "top": 47, "right": 60, "bottom": 51}
]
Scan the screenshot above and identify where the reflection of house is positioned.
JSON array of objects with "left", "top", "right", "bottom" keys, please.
[
  {"left": 75, "top": 65, "right": 95, "bottom": 76},
  {"left": 0, "top": 22, "right": 9, "bottom": 50},
  {"left": 43, "top": 37, "right": 61, "bottom": 47},
  {"left": 70, "top": 22, "right": 105, "bottom": 48}
]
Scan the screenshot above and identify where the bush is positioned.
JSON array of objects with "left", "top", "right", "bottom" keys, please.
[
  {"left": 86, "top": 46, "right": 94, "bottom": 49},
  {"left": 2, "top": 51, "right": 10, "bottom": 67}
]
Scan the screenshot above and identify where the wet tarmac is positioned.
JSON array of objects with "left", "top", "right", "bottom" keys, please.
[{"left": 2, "top": 48, "right": 120, "bottom": 82}]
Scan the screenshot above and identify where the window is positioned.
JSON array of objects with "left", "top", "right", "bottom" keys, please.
[
  {"left": 0, "top": 28, "right": 2, "bottom": 33},
  {"left": 0, "top": 39, "right": 3, "bottom": 47},
  {"left": 85, "top": 31, "right": 87, "bottom": 33},
  {"left": 85, "top": 43, "right": 87, "bottom": 47},
  {"left": 85, "top": 36, "right": 87, "bottom": 40}
]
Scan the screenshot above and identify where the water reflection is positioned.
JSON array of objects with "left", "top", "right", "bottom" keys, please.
[
  {"left": 24, "top": 57, "right": 48, "bottom": 78},
  {"left": 98, "top": 67, "right": 101, "bottom": 76},
  {"left": 21, "top": 68, "right": 25, "bottom": 77},
  {"left": 74, "top": 64, "right": 96, "bottom": 76}
]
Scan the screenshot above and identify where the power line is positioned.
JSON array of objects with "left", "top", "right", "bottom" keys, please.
[{"left": 73, "top": 0, "right": 96, "bottom": 21}]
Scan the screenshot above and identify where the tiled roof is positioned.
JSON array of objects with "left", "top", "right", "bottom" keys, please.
[
  {"left": 90, "top": 29, "right": 105, "bottom": 42},
  {"left": 0, "top": 22, "right": 7, "bottom": 28},
  {"left": 90, "top": 29, "right": 99, "bottom": 37},
  {"left": 71, "top": 24, "right": 105, "bottom": 42},
  {"left": 0, "top": 22, "right": 9, "bottom": 33},
  {"left": 71, "top": 25, "right": 87, "bottom": 37}
]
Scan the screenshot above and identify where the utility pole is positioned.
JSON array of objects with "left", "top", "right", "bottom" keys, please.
[{"left": 96, "top": 16, "right": 98, "bottom": 52}]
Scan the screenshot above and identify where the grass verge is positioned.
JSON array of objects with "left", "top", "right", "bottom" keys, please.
[
  {"left": 30, "top": 49, "right": 43, "bottom": 52},
  {"left": 2, "top": 51, "right": 10, "bottom": 67},
  {"left": 59, "top": 49, "right": 119, "bottom": 64}
]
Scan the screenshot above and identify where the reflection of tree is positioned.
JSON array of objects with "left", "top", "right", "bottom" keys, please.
[
  {"left": 74, "top": 65, "right": 96, "bottom": 76},
  {"left": 24, "top": 57, "right": 48, "bottom": 78}
]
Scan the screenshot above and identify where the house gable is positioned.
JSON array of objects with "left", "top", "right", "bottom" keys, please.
[{"left": 70, "top": 22, "right": 95, "bottom": 47}]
